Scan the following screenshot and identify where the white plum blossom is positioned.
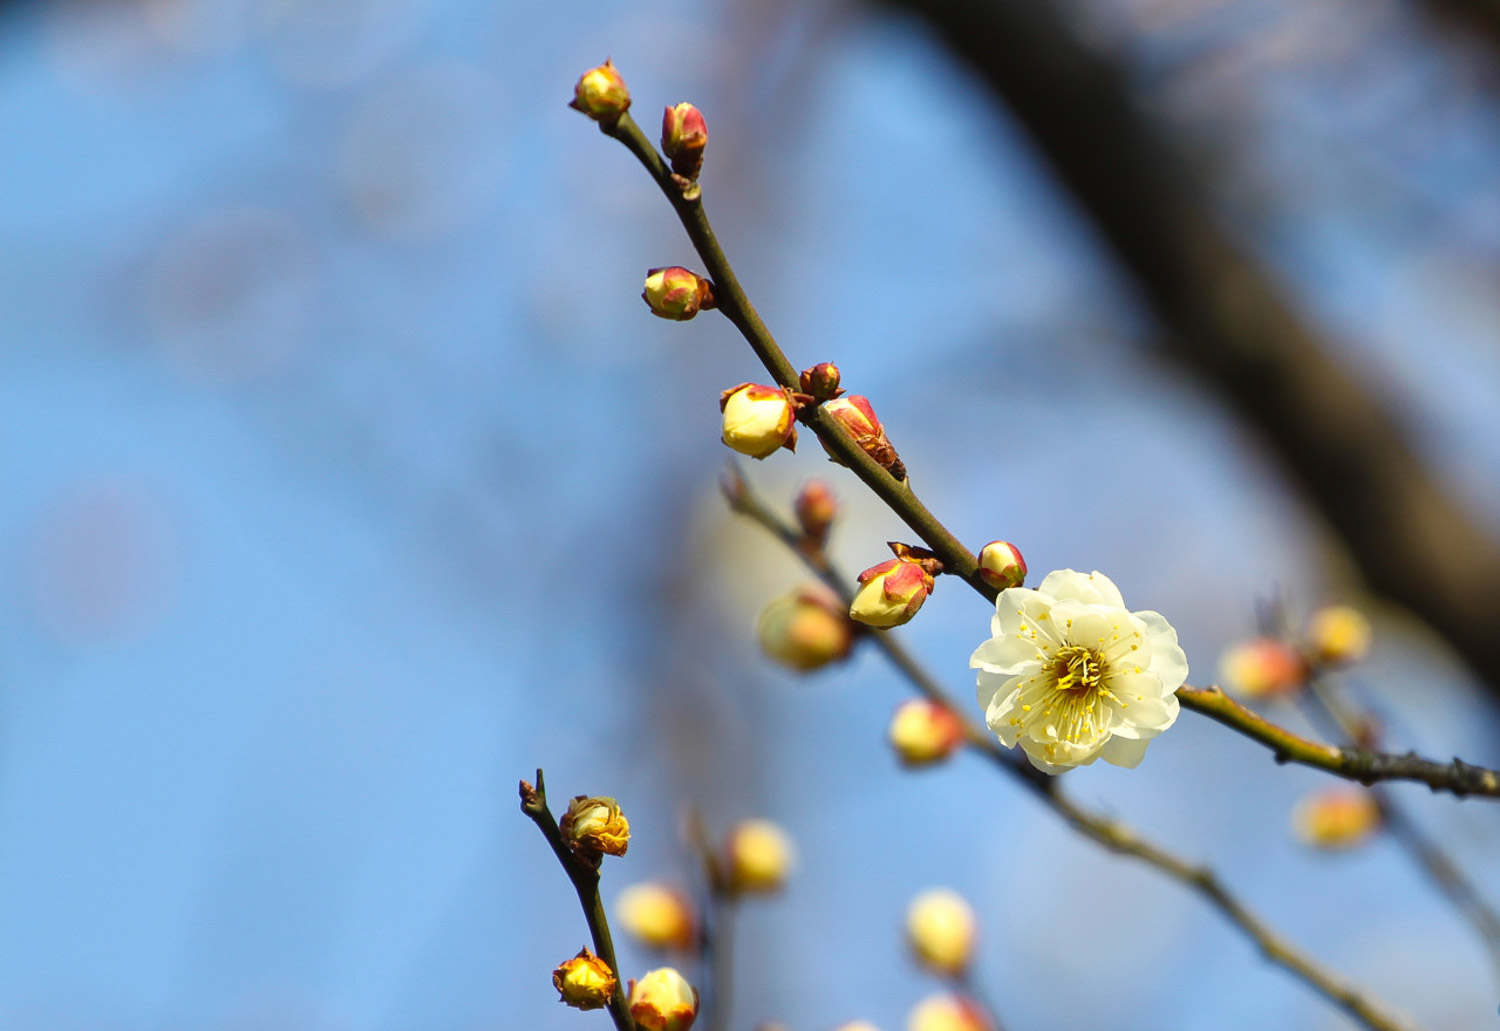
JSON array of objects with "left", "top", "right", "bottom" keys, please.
[{"left": 970, "top": 569, "right": 1188, "bottom": 774}]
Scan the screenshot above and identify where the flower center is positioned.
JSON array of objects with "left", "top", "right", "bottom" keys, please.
[{"left": 1052, "top": 646, "right": 1102, "bottom": 693}]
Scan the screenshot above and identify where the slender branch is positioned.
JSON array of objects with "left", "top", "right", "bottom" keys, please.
[
  {"left": 1178, "top": 686, "right": 1500, "bottom": 799},
  {"left": 519, "top": 769, "right": 635, "bottom": 1030},
  {"left": 725, "top": 470, "right": 1413, "bottom": 1031},
  {"left": 684, "top": 811, "right": 736, "bottom": 1031}
]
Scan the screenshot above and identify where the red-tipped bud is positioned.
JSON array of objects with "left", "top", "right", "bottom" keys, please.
[
  {"left": 822, "top": 395, "right": 904, "bottom": 480},
  {"left": 720, "top": 383, "right": 797, "bottom": 459},
  {"left": 661, "top": 102, "right": 708, "bottom": 180},
  {"left": 570, "top": 60, "right": 630, "bottom": 123},
  {"left": 643, "top": 266, "right": 714, "bottom": 321},
  {"left": 799, "top": 362, "right": 843, "bottom": 400},
  {"left": 850, "top": 544, "right": 940, "bottom": 629},
  {"left": 889, "top": 700, "right": 965, "bottom": 766},
  {"left": 1219, "top": 638, "right": 1307, "bottom": 700},
  {"left": 628, "top": 968, "right": 700, "bottom": 1031},
  {"left": 976, "top": 540, "right": 1026, "bottom": 591},
  {"left": 793, "top": 480, "right": 838, "bottom": 542},
  {"left": 553, "top": 948, "right": 617, "bottom": 1010},
  {"left": 757, "top": 585, "right": 856, "bottom": 672}
]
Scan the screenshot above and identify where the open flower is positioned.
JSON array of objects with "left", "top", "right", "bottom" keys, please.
[{"left": 970, "top": 569, "right": 1187, "bottom": 773}]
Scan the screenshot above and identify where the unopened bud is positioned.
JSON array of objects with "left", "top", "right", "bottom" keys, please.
[
  {"left": 553, "top": 948, "right": 617, "bottom": 1011},
  {"left": 850, "top": 543, "right": 940, "bottom": 629},
  {"left": 793, "top": 480, "right": 838, "bottom": 542},
  {"left": 906, "top": 888, "right": 976, "bottom": 976},
  {"left": 799, "top": 362, "right": 843, "bottom": 400},
  {"left": 1219, "top": 638, "right": 1306, "bottom": 700},
  {"left": 833, "top": 1024, "right": 883, "bottom": 1031},
  {"left": 889, "top": 700, "right": 964, "bottom": 766},
  {"left": 644, "top": 266, "right": 713, "bottom": 321},
  {"left": 720, "top": 383, "right": 797, "bottom": 459},
  {"left": 1292, "top": 788, "right": 1382, "bottom": 850},
  {"left": 725, "top": 818, "right": 794, "bottom": 894},
  {"left": 617, "top": 883, "right": 696, "bottom": 951},
  {"left": 757, "top": 586, "right": 856, "bottom": 672},
  {"left": 560, "top": 795, "right": 630, "bottom": 859},
  {"left": 661, "top": 102, "right": 708, "bottom": 180},
  {"left": 822, "top": 395, "right": 904, "bottom": 479},
  {"left": 907, "top": 994, "right": 991, "bottom": 1031},
  {"left": 570, "top": 60, "right": 630, "bottom": 123},
  {"left": 629, "top": 967, "right": 700, "bottom": 1031},
  {"left": 976, "top": 540, "right": 1026, "bottom": 591},
  {"left": 1306, "top": 605, "right": 1371, "bottom": 667}
]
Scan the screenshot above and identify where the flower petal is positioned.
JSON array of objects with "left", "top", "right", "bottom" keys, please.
[
  {"left": 970, "top": 635, "right": 1043, "bottom": 675},
  {"left": 1135, "top": 609, "right": 1190, "bottom": 691},
  {"left": 1097, "top": 734, "right": 1151, "bottom": 768},
  {"left": 1038, "top": 569, "right": 1124, "bottom": 608}
]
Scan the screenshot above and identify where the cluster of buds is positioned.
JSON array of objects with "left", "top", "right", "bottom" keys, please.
[
  {"left": 662, "top": 102, "right": 708, "bottom": 180},
  {"left": 724, "top": 818, "right": 795, "bottom": 894},
  {"left": 643, "top": 267, "right": 715, "bottom": 321},
  {"left": 908, "top": 994, "right": 992, "bottom": 1031},
  {"left": 553, "top": 948, "right": 617, "bottom": 1011},
  {"left": 720, "top": 383, "right": 803, "bottom": 459},
  {"left": 906, "top": 889, "right": 976, "bottom": 977},
  {"left": 757, "top": 585, "right": 856, "bottom": 672},
  {"left": 569, "top": 60, "right": 630, "bottom": 124},
  {"left": 888, "top": 700, "right": 965, "bottom": 766},
  {"left": 560, "top": 795, "right": 630, "bottom": 862},
  {"left": 975, "top": 540, "right": 1026, "bottom": 591},
  {"left": 617, "top": 882, "right": 697, "bottom": 951},
  {"left": 793, "top": 480, "right": 838, "bottom": 544},
  {"left": 821, "top": 394, "right": 905, "bottom": 480},
  {"left": 1292, "top": 788, "right": 1382, "bottom": 850},
  {"left": 850, "top": 543, "right": 941, "bottom": 629},
  {"left": 629, "top": 967, "right": 700, "bottom": 1031}
]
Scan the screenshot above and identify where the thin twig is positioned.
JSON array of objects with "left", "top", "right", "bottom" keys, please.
[
  {"left": 724, "top": 470, "right": 1414, "bottom": 1031},
  {"left": 684, "top": 811, "right": 736, "bottom": 1031},
  {"left": 519, "top": 769, "right": 636, "bottom": 1031}
]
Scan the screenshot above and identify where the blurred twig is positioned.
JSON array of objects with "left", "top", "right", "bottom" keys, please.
[{"left": 684, "top": 811, "right": 736, "bottom": 1031}]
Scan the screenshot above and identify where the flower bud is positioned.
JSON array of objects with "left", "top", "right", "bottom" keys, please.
[
  {"left": 720, "top": 383, "right": 797, "bottom": 459},
  {"left": 832, "top": 1024, "right": 882, "bottom": 1031},
  {"left": 570, "top": 60, "right": 630, "bottom": 123},
  {"left": 907, "top": 994, "right": 991, "bottom": 1031},
  {"left": 629, "top": 967, "right": 699, "bottom": 1031},
  {"left": 976, "top": 540, "right": 1026, "bottom": 591},
  {"left": 553, "top": 947, "right": 617, "bottom": 1011},
  {"left": 643, "top": 266, "right": 713, "bottom": 321},
  {"left": 757, "top": 586, "right": 856, "bottom": 672},
  {"left": 560, "top": 795, "right": 630, "bottom": 859},
  {"left": 799, "top": 362, "right": 843, "bottom": 400},
  {"left": 617, "top": 882, "right": 696, "bottom": 951},
  {"left": 889, "top": 700, "right": 964, "bottom": 766},
  {"left": 1292, "top": 788, "right": 1382, "bottom": 850},
  {"left": 1218, "top": 638, "right": 1306, "bottom": 700},
  {"left": 1306, "top": 605, "right": 1371, "bottom": 667},
  {"left": 793, "top": 480, "right": 838, "bottom": 542},
  {"left": 821, "top": 395, "right": 904, "bottom": 479},
  {"left": 725, "top": 818, "right": 794, "bottom": 893},
  {"left": 850, "top": 544, "right": 940, "bottom": 629},
  {"left": 661, "top": 102, "right": 708, "bottom": 180},
  {"left": 906, "top": 889, "right": 976, "bottom": 976}
]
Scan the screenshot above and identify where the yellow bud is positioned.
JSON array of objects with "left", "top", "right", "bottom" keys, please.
[
  {"left": 757, "top": 586, "right": 855, "bottom": 672},
  {"left": 553, "top": 948, "right": 617, "bottom": 1011},
  {"left": 570, "top": 59, "right": 630, "bottom": 122},
  {"left": 888, "top": 701, "right": 964, "bottom": 766},
  {"left": 643, "top": 266, "right": 712, "bottom": 321},
  {"left": 1292, "top": 788, "right": 1382, "bottom": 850},
  {"left": 907, "top": 994, "right": 990, "bottom": 1031},
  {"left": 832, "top": 1023, "right": 883, "bottom": 1031},
  {"left": 617, "top": 882, "right": 697, "bottom": 951},
  {"left": 628, "top": 967, "right": 699, "bottom": 1031},
  {"left": 720, "top": 383, "right": 797, "bottom": 459},
  {"left": 976, "top": 540, "right": 1026, "bottom": 591},
  {"left": 1218, "top": 638, "right": 1306, "bottom": 700},
  {"left": 906, "top": 888, "right": 976, "bottom": 976},
  {"left": 725, "top": 818, "right": 794, "bottom": 893},
  {"left": 560, "top": 795, "right": 631, "bottom": 858},
  {"left": 1307, "top": 605, "right": 1371, "bottom": 666}
]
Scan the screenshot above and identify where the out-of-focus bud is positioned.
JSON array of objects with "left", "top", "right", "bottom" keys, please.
[
  {"left": 720, "top": 383, "right": 798, "bottom": 459},
  {"left": 617, "top": 883, "right": 697, "bottom": 951},
  {"left": 889, "top": 700, "right": 965, "bottom": 766},
  {"left": 757, "top": 586, "right": 856, "bottom": 672},
  {"left": 832, "top": 1023, "right": 882, "bottom": 1031},
  {"left": 1292, "top": 788, "right": 1382, "bottom": 850},
  {"left": 629, "top": 967, "right": 700, "bottom": 1031},
  {"left": 1306, "top": 605, "right": 1372, "bottom": 667},
  {"left": 907, "top": 994, "right": 991, "bottom": 1031},
  {"left": 553, "top": 947, "right": 617, "bottom": 1010},
  {"left": 643, "top": 266, "right": 714, "bottom": 321},
  {"left": 560, "top": 796, "right": 630, "bottom": 859},
  {"left": 725, "top": 818, "right": 794, "bottom": 894},
  {"left": 570, "top": 60, "right": 630, "bottom": 123},
  {"left": 906, "top": 889, "right": 976, "bottom": 976},
  {"left": 799, "top": 362, "right": 843, "bottom": 401},
  {"left": 821, "top": 395, "right": 904, "bottom": 479},
  {"left": 661, "top": 102, "right": 708, "bottom": 180},
  {"left": 850, "top": 543, "right": 941, "bottom": 629},
  {"left": 793, "top": 480, "right": 838, "bottom": 543},
  {"left": 975, "top": 540, "right": 1026, "bottom": 591},
  {"left": 1219, "top": 638, "right": 1306, "bottom": 700}
]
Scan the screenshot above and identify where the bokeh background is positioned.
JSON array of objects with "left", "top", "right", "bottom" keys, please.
[{"left": 4, "top": 0, "right": 1500, "bottom": 1027}]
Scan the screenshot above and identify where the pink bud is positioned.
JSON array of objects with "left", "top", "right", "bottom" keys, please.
[
  {"left": 821, "top": 395, "right": 904, "bottom": 479},
  {"left": 643, "top": 266, "right": 713, "bottom": 321},
  {"left": 976, "top": 540, "right": 1026, "bottom": 590},
  {"left": 793, "top": 480, "right": 838, "bottom": 542},
  {"left": 661, "top": 102, "right": 708, "bottom": 180}
]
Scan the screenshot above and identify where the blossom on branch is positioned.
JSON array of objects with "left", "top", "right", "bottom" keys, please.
[
  {"left": 553, "top": 947, "right": 617, "bottom": 1010},
  {"left": 970, "top": 569, "right": 1187, "bottom": 773}
]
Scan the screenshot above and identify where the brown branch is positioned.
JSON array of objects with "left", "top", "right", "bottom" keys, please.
[{"left": 519, "top": 769, "right": 635, "bottom": 1031}]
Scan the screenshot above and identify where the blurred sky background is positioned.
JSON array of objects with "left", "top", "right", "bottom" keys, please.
[{"left": 3, "top": 0, "right": 1500, "bottom": 1027}]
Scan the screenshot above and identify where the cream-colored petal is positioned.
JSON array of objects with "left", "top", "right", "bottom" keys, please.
[
  {"left": 970, "top": 636, "right": 1043, "bottom": 675},
  {"left": 1100, "top": 672, "right": 1178, "bottom": 736},
  {"left": 1098, "top": 734, "right": 1152, "bottom": 768},
  {"left": 1135, "top": 609, "right": 1189, "bottom": 691},
  {"left": 1038, "top": 569, "right": 1124, "bottom": 608},
  {"left": 975, "top": 668, "right": 1012, "bottom": 712}
]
